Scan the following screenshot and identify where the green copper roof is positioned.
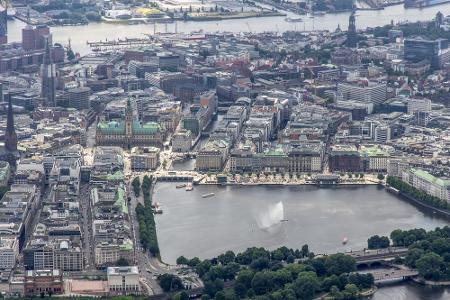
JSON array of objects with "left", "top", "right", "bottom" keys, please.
[
  {"left": 132, "top": 120, "right": 162, "bottom": 135},
  {"left": 360, "top": 146, "right": 389, "bottom": 157},
  {"left": 119, "top": 240, "right": 133, "bottom": 251},
  {"left": 107, "top": 170, "right": 124, "bottom": 181},
  {"left": 97, "top": 121, "right": 125, "bottom": 134},
  {"left": 114, "top": 185, "right": 128, "bottom": 214},
  {"left": 264, "top": 147, "right": 287, "bottom": 157},
  {"left": 411, "top": 168, "right": 450, "bottom": 188}
]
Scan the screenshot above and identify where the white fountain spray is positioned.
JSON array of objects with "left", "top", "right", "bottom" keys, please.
[{"left": 256, "top": 201, "right": 285, "bottom": 229}]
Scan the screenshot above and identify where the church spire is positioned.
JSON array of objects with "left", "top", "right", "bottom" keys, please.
[
  {"left": 5, "top": 94, "right": 17, "bottom": 152},
  {"left": 43, "top": 36, "right": 53, "bottom": 65}
]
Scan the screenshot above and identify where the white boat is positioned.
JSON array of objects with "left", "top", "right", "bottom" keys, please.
[
  {"left": 186, "top": 183, "right": 193, "bottom": 191},
  {"left": 202, "top": 193, "right": 215, "bottom": 198},
  {"left": 342, "top": 237, "right": 349, "bottom": 245},
  {"left": 152, "top": 202, "right": 163, "bottom": 214},
  {"left": 285, "top": 17, "right": 303, "bottom": 22}
]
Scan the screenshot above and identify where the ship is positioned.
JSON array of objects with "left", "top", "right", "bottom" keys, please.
[
  {"left": 202, "top": 193, "right": 215, "bottom": 198},
  {"left": 186, "top": 183, "right": 193, "bottom": 191},
  {"left": 342, "top": 237, "right": 349, "bottom": 245},
  {"left": 285, "top": 17, "right": 303, "bottom": 22}
]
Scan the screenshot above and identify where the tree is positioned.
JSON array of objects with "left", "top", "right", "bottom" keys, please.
[
  {"left": 367, "top": 235, "right": 390, "bottom": 249},
  {"left": 416, "top": 252, "right": 444, "bottom": 280},
  {"left": 116, "top": 257, "right": 130, "bottom": 266},
  {"left": 251, "top": 271, "right": 273, "bottom": 295},
  {"left": 177, "top": 256, "right": 189, "bottom": 265},
  {"left": 377, "top": 174, "right": 385, "bottom": 180},
  {"left": 325, "top": 253, "right": 356, "bottom": 276},
  {"left": 132, "top": 176, "right": 141, "bottom": 197},
  {"left": 158, "top": 274, "right": 184, "bottom": 292},
  {"left": 342, "top": 283, "right": 359, "bottom": 299},
  {"left": 301, "top": 244, "right": 309, "bottom": 258},
  {"left": 293, "top": 271, "right": 320, "bottom": 300}
]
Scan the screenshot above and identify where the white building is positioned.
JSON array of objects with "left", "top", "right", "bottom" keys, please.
[
  {"left": 107, "top": 266, "right": 140, "bottom": 295},
  {"left": 402, "top": 168, "right": 450, "bottom": 202},
  {"left": 172, "top": 129, "right": 192, "bottom": 152},
  {"left": 337, "top": 81, "right": 387, "bottom": 105},
  {"left": 130, "top": 147, "right": 160, "bottom": 171},
  {"left": 407, "top": 98, "right": 431, "bottom": 114},
  {"left": 0, "top": 237, "right": 18, "bottom": 270}
]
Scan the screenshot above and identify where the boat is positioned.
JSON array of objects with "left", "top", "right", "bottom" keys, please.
[
  {"left": 342, "top": 237, "right": 349, "bottom": 245},
  {"left": 153, "top": 202, "right": 163, "bottom": 214},
  {"left": 312, "top": 11, "right": 326, "bottom": 16},
  {"left": 280, "top": 219, "right": 289, "bottom": 222},
  {"left": 285, "top": 17, "right": 303, "bottom": 22},
  {"left": 186, "top": 183, "right": 193, "bottom": 191},
  {"left": 202, "top": 193, "right": 215, "bottom": 198},
  {"left": 176, "top": 184, "right": 186, "bottom": 189}
]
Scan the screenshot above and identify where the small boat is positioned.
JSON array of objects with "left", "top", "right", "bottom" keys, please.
[
  {"left": 342, "top": 237, "right": 349, "bottom": 245},
  {"left": 153, "top": 202, "right": 163, "bottom": 214},
  {"left": 202, "top": 193, "right": 215, "bottom": 198},
  {"left": 186, "top": 183, "right": 193, "bottom": 191},
  {"left": 280, "top": 219, "right": 289, "bottom": 222},
  {"left": 176, "top": 184, "right": 186, "bottom": 189}
]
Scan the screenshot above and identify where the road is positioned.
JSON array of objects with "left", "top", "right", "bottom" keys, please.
[{"left": 79, "top": 183, "right": 96, "bottom": 271}]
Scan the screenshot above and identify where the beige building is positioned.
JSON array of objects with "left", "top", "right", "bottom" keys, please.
[
  {"left": 130, "top": 147, "right": 160, "bottom": 171},
  {"left": 107, "top": 266, "right": 140, "bottom": 295}
]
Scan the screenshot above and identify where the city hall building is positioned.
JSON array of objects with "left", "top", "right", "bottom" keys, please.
[{"left": 96, "top": 100, "right": 164, "bottom": 148}]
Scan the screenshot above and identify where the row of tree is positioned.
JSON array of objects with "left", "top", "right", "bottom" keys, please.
[
  {"left": 135, "top": 175, "right": 159, "bottom": 256},
  {"left": 387, "top": 176, "right": 450, "bottom": 210},
  {"left": 178, "top": 246, "right": 374, "bottom": 300},
  {"left": 392, "top": 227, "right": 450, "bottom": 281}
]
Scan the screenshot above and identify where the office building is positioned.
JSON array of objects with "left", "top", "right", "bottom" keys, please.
[
  {"left": 68, "top": 87, "right": 91, "bottom": 110},
  {"left": 172, "top": 129, "right": 192, "bottom": 152},
  {"left": 107, "top": 266, "right": 140, "bottom": 295},
  {"left": 404, "top": 37, "right": 450, "bottom": 68},
  {"left": 24, "top": 269, "right": 63, "bottom": 297},
  {"left": 130, "top": 147, "right": 160, "bottom": 170},
  {"left": 337, "top": 81, "right": 387, "bottom": 105}
]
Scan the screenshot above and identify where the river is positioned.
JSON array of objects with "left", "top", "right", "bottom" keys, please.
[{"left": 6, "top": 2, "right": 450, "bottom": 55}]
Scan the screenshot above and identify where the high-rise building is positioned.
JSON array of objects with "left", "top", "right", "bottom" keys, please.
[
  {"left": 404, "top": 37, "right": 450, "bottom": 68},
  {"left": 68, "top": 87, "right": 91, "bottom": 110},
  {"left": 346, "top": 12, "right": 357, "bottom": 48},
  {"left": 0, "top": 4, "right": 7, "bottom": 45},
  {"left": 22, "top": 24, "right": 50, "bottom": 51},
  {"left": 41, "top": 37, "right": 57, "bottom": 107},
  {"left": 5, "top": 94, "right": 17, "bottom": 152}
]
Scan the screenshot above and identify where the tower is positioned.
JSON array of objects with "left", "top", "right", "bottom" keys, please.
[
  {"left": 4, "top": 94, "right": 17, "bottom": 152},
  {"left": 40, "top": 36, "right": 57, "bottom": 107},
  {"left": 125, "top": 99, "right": 133, "bottom": 148},
  {"left": 0, "top": 4, "right": 7, "bottom": 44},
  {"left": 436, "top": 11, "right": 444, "bottom": 29},
  {"left": 346, "top": 12, "right": 357, "bottom": 48}
]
